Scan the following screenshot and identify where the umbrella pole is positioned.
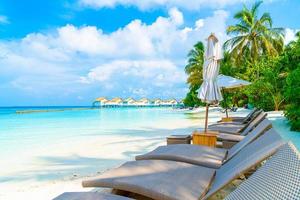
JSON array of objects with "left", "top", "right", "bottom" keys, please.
[{"left": 204, "top": 103, "right": 209, "bottom": 133}]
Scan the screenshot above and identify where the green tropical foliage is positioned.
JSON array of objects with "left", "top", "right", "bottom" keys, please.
[
  {"left": 183, "top": 42, "right": 205, "bottom": 107},
  {"left": 185, "top": 42, "right": 205, "bottom": 87},
  {"left": 245, "top": 63, "right": 286, "bottom": 111},
  {"left": 183, "top": 85, "right": 203, "bottom": 107},
  {"left": 283, "top": 32, "right": 300, "bottom": 131},
  {"left": 285, "top": 67, "right": 300, "bottom": 131},
  {"left": 183, "top": 1, "right": 300, "bottom": 131},
  {"left": 225, "top": 1, "right": 284, "bottom": 74}
]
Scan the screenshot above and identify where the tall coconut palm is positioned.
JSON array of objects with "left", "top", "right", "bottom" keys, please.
[
  {"left": 225, "top": 1, "right": 284, "bottom": 65},
  {"left": 185, "top": 41, "right": 205, "bottom": 88}
]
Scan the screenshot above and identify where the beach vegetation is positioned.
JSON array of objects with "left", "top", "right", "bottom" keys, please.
[
  {"left": 284, "top": 67, "right": 300, "bottom": 131},
  {"left": 225, "top": 1, "right": 284, "bottom": 74},
  {"left": 185, "top": 41, "right": 205, "bottom": 87},
  {"left": 183, "top": 41, "right": 205, "bottom": 107},
  {"left": 183, "top": 1, "right": 300, "bottom": 131},
  {"left": 245, "top": 58, "right": 286, "bottom": 111},
  {"left": 183, "top": 85, "right": 203, "bottom": 107}
]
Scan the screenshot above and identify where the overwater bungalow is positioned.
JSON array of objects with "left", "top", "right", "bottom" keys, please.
[
  {"left": 136, "top": 98, "right": 150, "bottom": 106},
  {"left": 123, "top": 97, "right": 136, "bottom": 105},
  {"left": 105, "top": 97, "right": 123, "bottom": 106},
  {"left": 160, "top": 99, "right": 178, "bottom": 106},
  {"left": 93, "top": 97, "right": 180, "bottom": 107},
  {"left": 93, "top": 97, "right": 108, "bottom": 106},
  {"left": 168, "top": 98, "right": 178, "bottom": 105},
  {"left": 153, "top": 98, "right": 162, "bottom": 106}
]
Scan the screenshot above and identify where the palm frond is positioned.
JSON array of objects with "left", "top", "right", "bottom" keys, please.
[
  {"left": 251, "top": 1, "right": 263, "bottom": 17},
  {"left": 225, "top": 0, "right": 284, "bottom": 65},
  {"left": 260, "top": 12, "right": 272, "bottom": 27}
]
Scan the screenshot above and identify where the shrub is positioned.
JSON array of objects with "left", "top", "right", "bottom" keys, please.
[
  {"left": 183, "top": 85, "right": 204, "bottom": 107},
  {"left": 245, "top": 60, "right": 286, "bottom": 111},
  {"left": 284, "top": 66, "right": 300, "bottom": 131}
]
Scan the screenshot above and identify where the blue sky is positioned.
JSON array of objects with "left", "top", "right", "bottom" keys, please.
[{"left": 0, "top": 0, "right": 299, "bottom": 106}]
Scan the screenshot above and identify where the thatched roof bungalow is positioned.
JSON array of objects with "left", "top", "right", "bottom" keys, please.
[
  {"left": 123, "top": 97, "right": 136, "bottom": 105},
  {"left": 106, "top": 97, "right": 123, "bottom": 105},
  {"left": 93, "top": 97, "right": 108, "bottom": 106},
  {"left": 136, "top": 98, "right": 150, "bottom": 105},
  {"left": 168, "top": 99, "right": 178, "bottom": 105},
  {"left": 160, "top": 99, "right": 178, "bottom": 105},
  {"left": 153, "top": 98, "right": 162, "bottom": 105},
  {"left": 93, "top": 97, "right": 179, "bottom": 107},
  {"left": 95, "top": 97, "right": 108, "bottom": 103}
]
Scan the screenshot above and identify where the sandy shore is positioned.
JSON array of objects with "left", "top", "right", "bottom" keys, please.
[{"left": 3, "top": 108, "right": 283, "bottom": 200}]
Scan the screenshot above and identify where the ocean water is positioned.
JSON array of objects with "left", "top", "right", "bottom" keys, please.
[
  {"left": 0, "top": 107, "right": 299, "bottom": 188},
  {"left": 267, "top": 111, "right": 300, "bottom": 150},
  {"left": 0, "top": 107, "right": 202, "bottom": 184},
  {"left": 0, "top": 107, "right": 192, "bottom": 154}
]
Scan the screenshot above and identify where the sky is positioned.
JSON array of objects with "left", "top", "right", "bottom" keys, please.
[{"left": 0, "top": 0, "right": 299, "bottom": 106}]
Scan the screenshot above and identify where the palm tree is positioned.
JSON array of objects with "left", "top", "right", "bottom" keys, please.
[
  {"left": 288, "top": 31, "right": 300, "bottom": 46},
  {"left": 183, "top": 42, "right": 205, "bottom": 107},
  {"left": 225, "top": 1, "right": 284, "bottom": 66},
  {"left": 185, "top": 41, "right": 205, "bottom": 88}
]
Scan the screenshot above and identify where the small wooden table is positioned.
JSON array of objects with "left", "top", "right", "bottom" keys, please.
[
  {"left": 221, "top": 117, "right": 233, "bottom": 122},
  {"left": 192, "top": 131, "right": 218, "bottom": 147}
]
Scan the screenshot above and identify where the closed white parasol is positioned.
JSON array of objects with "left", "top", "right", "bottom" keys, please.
[{"left": 198, "top": 33, "right": 223, "bottom": 132}]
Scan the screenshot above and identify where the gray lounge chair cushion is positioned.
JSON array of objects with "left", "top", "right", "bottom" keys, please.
[
  {"left": 217, "top": 117, "right": 271, "bottom": 144},
  {"left": 226, "top": 119, "right": 272, "bottom": 160},
  {"left": 217, "top": 108, "right": 259, "bottom": 124},
  {"left": 217, "top": 133, "right": 245, "bottom": 142},
  {"left": 240, "top": 108, "right": 259, "bottom": 123},
  {"left": 135, "top": 119, "right": 271, "bottom": 169},
  {"left": 82, "top": 160, "right": 216, "bottom": 200},
  {"left": 208, "top": 123, "right": 244, "bottom": 134},
  {"left": 136, "top": 144, "right": 227, "bottom": 168},
  {"left": 53, "top": 192, "right": 133, "bottom": 200},
  {"left": 208, "top": 112, "right": 266, "bottom": 135},
  {"left": 225, "top": 142, "right": 300, "bottom": 200},
  {"left": 240, "top": 111, "right": 266, "bottom": 136},
  {"left": 204, "top": 128, "right": 285, "bottom": 199}
]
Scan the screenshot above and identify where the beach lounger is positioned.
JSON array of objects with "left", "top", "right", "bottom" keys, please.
[
  {"left": 136, "top": 120, "right": 273, "bottom": 169},
  {"left": 82, "top": 129, "right": 285, "bottom": 200},
  {"left": 209, "top": 109, "right": 263, "bottom": 131},
  {"left": 54, "top": 138, "right": 299, "bottom": 200},
  {"left": 53, "top": 192, "right": 133, "bottom": 200},
  {"left": 216, "top": 115, "right": 271, "bottom": 143},
  {"left": 209, "top": 111, "right": 266, "bottom": 135},
  {"left": 217, "top": 108, "right": 259, "bottom": 124},
  {"left": 225, "top": 142, "right": 300, "bottom": 200},
  {"left": 214, "top": 109, "right": 262, "bottom": 127}
]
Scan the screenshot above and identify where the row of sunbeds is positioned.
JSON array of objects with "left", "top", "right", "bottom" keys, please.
[{"left": 54, "top": 109, "right": 300, "bottom": 200}]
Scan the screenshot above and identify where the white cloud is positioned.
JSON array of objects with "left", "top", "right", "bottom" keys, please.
[
  {"left": 168, "top": 7, "right": 184, "bottom": 25},
  {"left": 81, "top": 59, "right": 184, "bottom": 85},
  {"left": 78, "top": 0, "right": 248, "bottom": 10},
  {"left": 0, "top": 15, "right": 9, "bottom": 24},
  {"left": 55, "top": 9, "right": 228, "bottom": 58},
  {"left": 195, "top": 19, "right": 204, "bottom": 29},
  {"left": 0, "top": 8, "right": 229, "bottom": 105},
  {"left": 284, "top": 28, "right": 299, "bottom": 44}
]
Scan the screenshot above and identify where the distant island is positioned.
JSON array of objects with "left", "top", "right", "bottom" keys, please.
[{"left": 93, "top": 97, "right": 183, "bottom": 107}]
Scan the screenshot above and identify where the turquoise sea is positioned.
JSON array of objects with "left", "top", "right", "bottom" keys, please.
[
  {"left": 0, "top": 107, "right": 201, "bottom": 184},
  {"left": 0, "top": 107, "right": 194, "bottom": 155},
  {"left": 0, "top": 107, "right": 299, "bottom": 200}
]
